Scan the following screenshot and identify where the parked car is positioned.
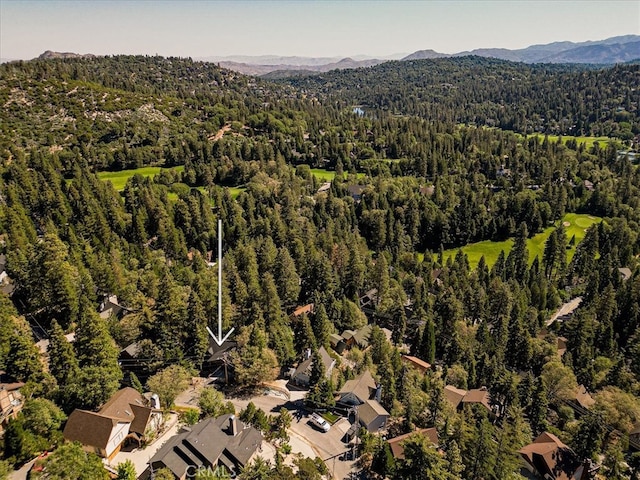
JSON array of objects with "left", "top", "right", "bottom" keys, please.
[{"left": 309, "top": 412, "right": 331, "bottom": 432}]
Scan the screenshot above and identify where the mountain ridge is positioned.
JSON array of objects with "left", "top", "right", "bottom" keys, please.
[{"left": 26, "top": 34, "right": 640, "bottom": 77}]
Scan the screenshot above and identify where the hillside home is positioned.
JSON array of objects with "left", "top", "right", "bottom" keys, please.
[
  {"left": 519, "top": 432, "right": 590, "bottom": 480},
  {"left": 444, "top": 385, "right": 493, "bottom": 413},
  {"left": 572, "top": 385, "right": 595, "bottom": 410},
  {"left": 347, "top": 184, "right": 366, "bottom": 201},
  {"left": 387, "top": 428, "right": 438, "bottom": 459},
  {"left": 337, "top": 370, "right": 389, "bottom": 432},
  {"left": 338, "top": 324, "right": 392, "bottom": 351},
  {"left": 0, "top": 372, "right": 24, "bottom": 434},
  {"left": 291, "top": 303, "right": 314, "bottom": 318},
  {"left": 149, "top": 414, "right": 262, "bottom": 479},
  {"left": 401, "top": 355, "right": 431, "bottom": 374},
  {"left": 98, "top": 294, "right": 131, "bottom": 320},
  {"left": 537, "top": 330, "right": 568, "bottom": 357},
  {"left": 317, "top": 182, "right": 331, "bottom": 193},
  {"left": 618, "top": 267, "right": 632, "bottom": 282},
  {"left": 0, "top": 255, "right": 14, "bottom": 296},
  {"left": 289, "top": 346, "right": 334, "bottom": 389},
  {"left": 63, "top": 387, "right": 162, "bottom": 460}
]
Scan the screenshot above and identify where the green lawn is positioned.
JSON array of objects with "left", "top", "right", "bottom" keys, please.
[
  {"left": 98, "top": 166, "right": 245, "bottom": 201},
  {"left": 97, "top": 165, "right": 184, "bottom": 191},
  {"left": 310, "top": 168, "right": 365, "bottom": 181},
  {"left": 438, "top": 213, "right": 602, "bottom": 269},
  {"left": 528, "top": 134, "right": 611, "bottom": 150},
  {"left": 321, "top": 411, "right": 340, "bottom": 424}
]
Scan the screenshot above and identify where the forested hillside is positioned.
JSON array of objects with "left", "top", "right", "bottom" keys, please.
[
  {"left": 282, "top": 57, "right": 640, "bottom": 139},
  {"left": 0, "top": 55, "right": 639, "bottom": 479}
]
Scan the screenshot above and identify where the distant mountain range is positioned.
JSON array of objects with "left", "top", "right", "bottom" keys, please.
[
  {"left": 13, "top": 35, "right": 639, "bottom": 74},
  {"left": 204, "top": 34, "right": 640, "bottom": 77},
  {"left": 405, "top": 34, "right": 640, "bottom": 63}
]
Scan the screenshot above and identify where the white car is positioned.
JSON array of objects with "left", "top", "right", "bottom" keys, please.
[{"left": 309, "top": 412, "right": 331, "bottom": 432}]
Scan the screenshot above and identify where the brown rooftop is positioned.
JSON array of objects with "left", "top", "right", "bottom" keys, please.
[{"left": 388, "top": 428, "right": 438, "bottom": 459}]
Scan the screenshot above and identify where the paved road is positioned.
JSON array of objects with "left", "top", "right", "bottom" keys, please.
[
  {"left": 546, "top": 296, "right": 582, "bottom": 326},
  {"left": 8, "top": 459, "right": 35, "bottom": 480},
  {"left": 226, "top": 386, "right": 357, "bottom": 480}
]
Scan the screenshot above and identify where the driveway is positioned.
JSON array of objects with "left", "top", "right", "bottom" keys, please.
[
  {"left": 108, "top": 413, "right": 180, "bottom": 477},
  {"left": 226, "top": 385, "right": 358, "bottom": 479},
  {"left": 149, "top": 378, "right": 358, "bottom": 479}
]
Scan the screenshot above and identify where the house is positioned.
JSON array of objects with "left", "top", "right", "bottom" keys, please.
[
  {"left": 618, "top": 267, "right": 632, "bottom": 282},
  {"left": 36, "top": 331, "right": 75, "bottom": 356},
  {"left": 0, "top": 371, "right": 24, "bottom": 434},
  {"left": 336, "top": 370, "right": 389, "bottom": 432},
  {"left": 63, "top": 387, "right": 162, "bottom": 460},
  {"left": 0, "top": 255, "right": 8, "bottom": 284},
  {"left": 401, "top": 355, "right": 431, "bottom": 374},
  {"left": 572, "top": 385, "right": 595, "bottom": 410},
  {"left": 519, "top": 432, "right": 589, "bottom": 480},
  {"left": 99, "top": 294, "right": 131, "bottom": 320},
  {"left": 317, "top": 182, "right": 331, "bottom": 193},
  {"left": 347, "top": 184, "right": 366, "bottom": 201},
  {"left": 359, "top": 289, "right": 378, "bottom": 309},
  {"left": 443, "top": 385, "right": 467, "bottom": 409},
  {"left": 556, "top": 336, "right": 568, "bottom": 357},
  {"left": 119, "top": 342, "right": 141, "bottom": 362},
  {"left": 288, "top": 347, "right": 335, "bottom": 389},
  {"left": 149, "top": 414, "right": 262, "bottom": 479},
  {"left": 329, "top": 334, "right": 346, "bottom": 354},
  {"left": 291, "top": 303, "right": 314, "bottom": 318},
  {"left": 339, "top": 324, "right": 392, "bottom": 351},
  {"left": 387, "top": 428, "right": 438, "bottom": 459},
  {"left": 537, "top": 330, "right": 568, "bottom": 357},
  {"left": 0, "top": 255, "right": 14, "bottom": 296},
  {"left": 444, "top": 385, "right": 492, "bottom": 412}
]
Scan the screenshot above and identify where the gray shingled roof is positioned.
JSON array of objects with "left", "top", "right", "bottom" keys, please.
[{"left": 150, "top": 414, "right": 262, "bottom": 478}]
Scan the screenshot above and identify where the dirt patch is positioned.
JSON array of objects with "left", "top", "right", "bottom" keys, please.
[
  {"left": 208, "top": 123, "right": 232, "bottom": 142},
  {"left": 563, "top": 221, "right": 571, "bottom": 227}
]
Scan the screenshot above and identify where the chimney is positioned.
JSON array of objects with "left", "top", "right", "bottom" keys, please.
[
  {"left": 375, "top": 384, "right": 382, "bottom": 402},
  {"left": 229, "top": 414, "right": 238, "bottom": 436}
]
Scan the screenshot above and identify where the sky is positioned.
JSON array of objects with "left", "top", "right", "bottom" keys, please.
[{"left": 1, "top": 0, "right": 638, "bottom": 60}]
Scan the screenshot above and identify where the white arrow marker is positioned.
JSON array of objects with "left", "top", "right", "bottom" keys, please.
[{"left": 209, "top": 219, "right": 234, "bottom": 346}]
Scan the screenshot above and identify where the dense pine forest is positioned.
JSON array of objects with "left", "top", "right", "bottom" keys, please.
[{"left": 0, "top": 55, "right": 639, "bottom": 479}]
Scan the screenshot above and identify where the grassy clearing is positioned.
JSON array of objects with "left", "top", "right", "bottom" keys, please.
[
  {"left": 97, "top": 165, "right": 184, "bottom": 191},
  {"left": 437, "top": 213, "right": 602, "bottom": 269},
  {"left": 527, "top": 134, "right": 611, "bottom": 150},
  {"left": 310, "top": 168, "right": 365, "bottom": 181},
  {"left": 98, "top": 166, "right": 244, "bottom": 201}
]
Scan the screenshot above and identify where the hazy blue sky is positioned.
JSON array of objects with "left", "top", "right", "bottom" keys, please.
[{"left": 1, "top": 0, "right": 638, "bottom": 60}]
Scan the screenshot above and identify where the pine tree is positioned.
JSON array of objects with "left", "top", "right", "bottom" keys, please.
[
  {"left": 372, "top": 441, "right": 395, "bottom": 477},
  {"left": 6, "top": 327, "right": 43, "bottom": 383},
  {"left": 274, "top": 247, "right": 300, "bottom": 308},
  {"left": 528, "top": 377, "right": 549, "bottom": 436},
  {"left": 418, "top": 314, "right": 436, "bottom": 364},
  {"left": 48, "top": 319, "right": 79, "bottom": 387},
  {"left": 507, "top": 222, "right": 529, "bottom": 283},
  {"left": 310, "top": 302, "right": 332, "bottom": 348}
]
